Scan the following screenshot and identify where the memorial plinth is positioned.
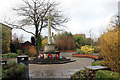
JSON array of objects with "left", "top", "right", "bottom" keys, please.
[{"left": 44, "top": 44, "right": 55, "bottom": 52}]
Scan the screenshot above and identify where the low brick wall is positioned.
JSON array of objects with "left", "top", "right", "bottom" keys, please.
[
  {"left": 72, "top": 54, "right": 99, "bottom": 59},
  {"left": 59, "top": 50, "right": 76, "bottom": 52}
]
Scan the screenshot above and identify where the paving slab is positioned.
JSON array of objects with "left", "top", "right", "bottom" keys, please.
[{"left": 29, "top": 57, "right": 93, "bottom": 78}]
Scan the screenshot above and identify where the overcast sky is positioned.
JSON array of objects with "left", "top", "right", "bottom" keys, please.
[{"left": 0, "top": 0, "right": 119, "bottom": 41}]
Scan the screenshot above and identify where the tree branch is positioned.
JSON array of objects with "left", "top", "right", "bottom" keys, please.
[
  {"left": 5, "top": 21, "right": 35, "bottom": 36},
  {"left": 20, "top": 27, "right": 35, "bottom": 36}
]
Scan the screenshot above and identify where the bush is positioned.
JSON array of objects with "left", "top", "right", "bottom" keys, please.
[
  {"left": 80, "top": 45, "right": 94, "bottom": 54},
  {"left": 8, "top": 53, "right": 19, "bottom": 58},
  {"left": 93, "top": 46, "right": 100, "bottom": 53},
  {"left": 2, "top": 53, "right": 19, "bottom": 59},
  {"left": 29, "top": 46, "right": 37, "bottom": 57},
  {"left": 91, "top": 60, "right": 106, "bottom": 66},
  {"left": 56, "top": 38, "right": 76, "bottom": 50},
  {"left": 42, "top": 38, "right": 48, "bottom": 50},
  {"left": 73, "top": 35, "right": 86, "bottom": 48},
  {"left": 70, "top": 68, "right": 95, "bottom": 80},
  {"left": 24, "top": 49, "right": 29, "bottom": 55},
  {"left": 99, "top": 27, "right": 120, "bottom": 73},
  {"left": 2, "top": 61, "right": 27, "bottom": 80},
  {"left": 2, "top": 54, "right": 9, "bottom": 59},
  {"left": 76, "top": 48, "right": 84, "bottom": 54},
  {"left": 95, "top": 70, "right": 120, "bottom": 79},
  {"left": 17, "top": 50, "right": 22, "bottom": 55},
  {"left": 55, "top": 32, "right": 76, "bottom": 50}
]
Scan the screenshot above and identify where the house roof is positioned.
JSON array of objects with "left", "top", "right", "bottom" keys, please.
[
  {"left": 21, "top": 41, "right": 32, "bottom": 46},
  {"left": 74, "top": 34, "right": 86, "bottom": 38},
  {"left": 0, "top": 22, "right": 13, "bottom": 29}
]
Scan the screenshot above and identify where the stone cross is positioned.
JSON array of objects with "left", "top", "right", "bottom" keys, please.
[{"left": 47, "top": 12, "right": 52, "bottom": 44}]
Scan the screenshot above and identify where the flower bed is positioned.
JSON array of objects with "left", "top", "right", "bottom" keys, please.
[{"left": 72, "top": 54, "right": 99, "bottom": 59}]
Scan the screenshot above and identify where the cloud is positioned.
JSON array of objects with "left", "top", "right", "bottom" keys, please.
[
  {"left": 0, "top": 0, "right": 119, "bottom": 41},
  {"left": 60, "top": 0, "right": 118, "bottom": 38}
]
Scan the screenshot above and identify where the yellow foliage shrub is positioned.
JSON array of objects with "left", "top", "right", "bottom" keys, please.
[
  {"left": 42, "top": 38, "right": 48, "bottom": 50},
  {"left": 80, "top": 45, "right": 94, "bottom": 54},
  {"left": 99, "top": 27, "right": 120, "bottom": 73}
]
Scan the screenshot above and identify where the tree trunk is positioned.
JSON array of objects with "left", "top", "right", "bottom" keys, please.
[
  {"left": 35, "top": 24, "right": 39, "bottom": 54},
  {"left": 35, "top": 39, "right": 39, "bottom": 54}
]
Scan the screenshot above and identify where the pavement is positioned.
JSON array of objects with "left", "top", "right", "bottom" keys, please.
[
  {"left": 6, "top": 52, "right": 94, "bottom": 79},
  {"left": 29, "top": 57, "right": 93, "bottom": 79},
  {"left": 29, "top": 52, "right": 94, "bottom": 79}
]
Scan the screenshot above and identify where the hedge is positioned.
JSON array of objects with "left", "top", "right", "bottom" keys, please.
[
  {"left": 2, "top": 61, "right": 27, "bottom": 80},
  {"left": 2, "top": 53, "right": 19, "bottom": 59},
  {"left": 70, "top": 68, "right": 95, "bottom": 80},
  {"left": 91, "top": 60, "right": 106, "bottom": 66},
  {"left": 95, "top": 70, "right": 120, "bottom": 80}
]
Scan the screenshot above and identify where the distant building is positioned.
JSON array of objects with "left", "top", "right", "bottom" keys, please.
[
  {"left": 74, "top": 34, "right": 86, "bottom": 38},
  {"left": 21, "top": 41, "right": 37, "bottom": 56},
  {"left": 0, "top": 22, "right": 12, "bottom": 40},
  {"left": 0, "top": 22, "right": 12, "bottom": 53}
]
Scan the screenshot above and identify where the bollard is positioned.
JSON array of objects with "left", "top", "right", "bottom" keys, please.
[{"left": 17, "top": 55, "right": 29, "bottom": 80}]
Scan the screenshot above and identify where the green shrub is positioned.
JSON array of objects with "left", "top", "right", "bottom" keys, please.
[
  {"left": 92, "top": 46, "right": 100, "bottom": 53},
  {"left": 24, "top": 49, "right": 29, "bottom": 55},
  {"left": 8, "top": 53, "right": 19, "bottom": 58},
  {"left": 2, "top": 53, "right": 19, "bottom": 59},
  {"left": 2, "top": 61, "right": 27, "bottom": 79},
  {"left": 91, "top": 60, "right": 106, "bottom": 66},
  {"left": 76, "top": 48, "right": 84, "bottom": 54},
  {"left": 70, "top": 68, "right": 95, "bottom": 80},
  {"left": 2, "top": 54, "right": 9, "bottom": 59},
  {"left": 95, "top": 70, "right": 120, "bottom": 79},
  {"left": 33, "top": 54, "right": 37, "bottom": 57},
  {"left": 17, "top": 50, "right": 22, "bottom": 55}
]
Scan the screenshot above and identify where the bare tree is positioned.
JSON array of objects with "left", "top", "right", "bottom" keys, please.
[
  {"left": 109, "top": 15, "right": 119, "bottom": 28},
  {"left": 6, "top": 0, "right": 69, "bottom": 53}
]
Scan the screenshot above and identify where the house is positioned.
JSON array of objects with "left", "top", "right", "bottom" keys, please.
[
  {"left": 0, "top": 22, "right": 12, "bottom": 40},
  {"left": 0, "top": 22, "right": 12, "bottom": 53},
  {"left": 21, "top": 41, "right": 37, "bottom": 56}
]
